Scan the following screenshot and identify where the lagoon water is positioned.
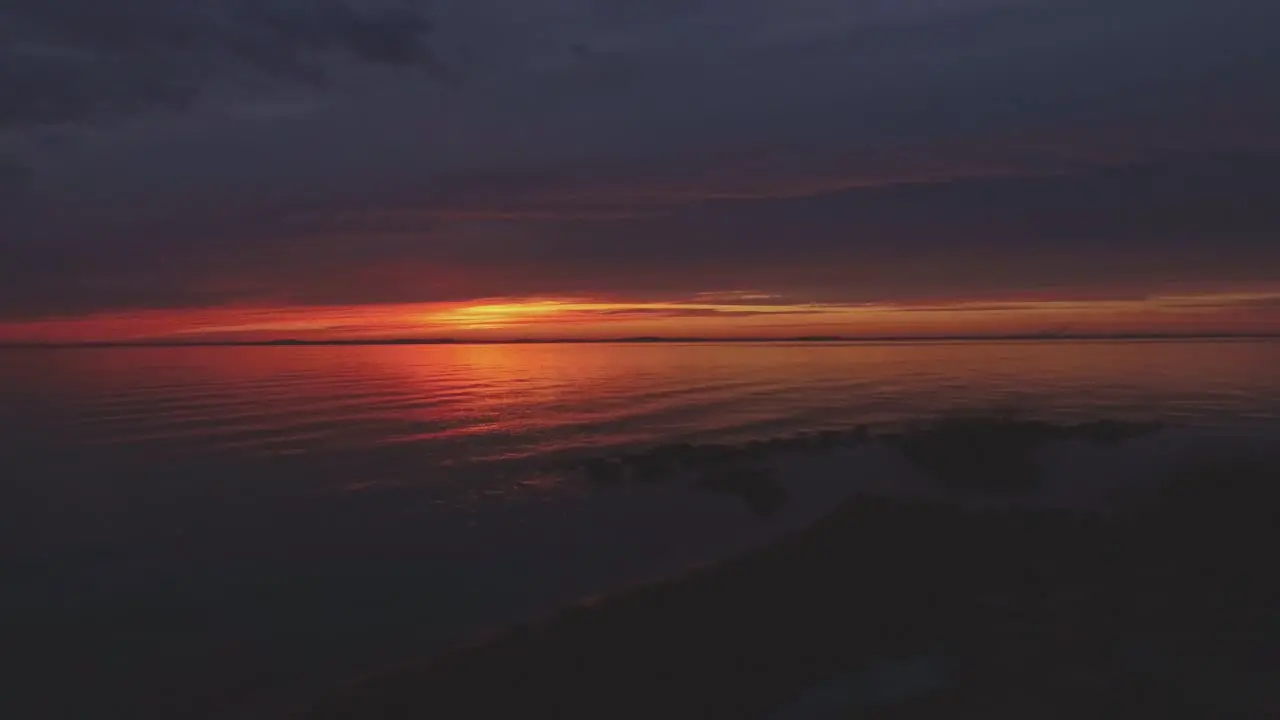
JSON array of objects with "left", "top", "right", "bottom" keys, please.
[{"left": 3, "top": 340, "right": 1279, "bottom": 718}]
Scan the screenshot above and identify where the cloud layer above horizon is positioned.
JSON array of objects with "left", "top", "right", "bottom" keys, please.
[{"left": 2, "top": 0, "right": 1279, "bottom": 336}]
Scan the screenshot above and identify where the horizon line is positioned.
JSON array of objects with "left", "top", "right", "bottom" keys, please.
[{"left": 3, "top": 332, "right": 1280, "bottom": 349}]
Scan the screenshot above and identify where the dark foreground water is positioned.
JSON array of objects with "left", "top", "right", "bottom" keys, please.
[{"left": 2, "top": 340, "right": 1279, "bottom": 719}]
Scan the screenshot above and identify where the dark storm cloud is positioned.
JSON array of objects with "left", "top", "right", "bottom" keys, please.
[
  {"left": 550, "top": 153, "right": 1280, "bottom": 299},
  {"left": 2, "top": 0, "right": 1280, "bottom": 320},
  {"left": 0, "top": 0, "right": 441, "bottom": 129},
  {"left": 0, "top": 157, "right": 32, "bottom": 189},
  {"left": 25, "top": 147, "right": 1270, "bottom": 316},
  {"left": 495, "top": 0, "right": 1280, "bottom": 159}
]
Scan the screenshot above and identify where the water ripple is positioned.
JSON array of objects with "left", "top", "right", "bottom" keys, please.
[{"left": 3, "top": 340, "right": 1278, "bottom": 463}]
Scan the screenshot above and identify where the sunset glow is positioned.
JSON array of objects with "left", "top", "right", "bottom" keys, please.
[{"left": 2, "top": 290, "right": 1277, "bottom": 345}]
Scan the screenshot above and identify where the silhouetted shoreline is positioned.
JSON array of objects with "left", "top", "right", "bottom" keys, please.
[
  {"left": 3, "top": 333, "right": 1279, "bottom": 349},
  {"left": 296, "top": 424, "right": 1278, "bottom": 719}
]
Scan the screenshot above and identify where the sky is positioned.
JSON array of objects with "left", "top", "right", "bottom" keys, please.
[{"left": 2, "top": 0, "right": 1279, "bottom": 341}]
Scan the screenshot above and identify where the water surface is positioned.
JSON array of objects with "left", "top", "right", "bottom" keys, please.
[{"left": 2, "top": 340, "right": 1278, "bottom": 718}]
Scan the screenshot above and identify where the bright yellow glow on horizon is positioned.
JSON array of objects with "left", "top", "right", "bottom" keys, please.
[
  {"left": 429, "top": 301, "right": 574, "bottom": 329},
  {"left": 423, "top": 298, "right": 841, "bottom": 331}
]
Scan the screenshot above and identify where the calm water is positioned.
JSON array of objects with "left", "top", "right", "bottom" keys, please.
[{"left": 3, "top": 340, "right": 1279, "bottom": 719}]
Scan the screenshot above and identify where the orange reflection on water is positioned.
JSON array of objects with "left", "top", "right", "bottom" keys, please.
[{"left": 4, "top": 340, "right": 1279, "bottom": 462}]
